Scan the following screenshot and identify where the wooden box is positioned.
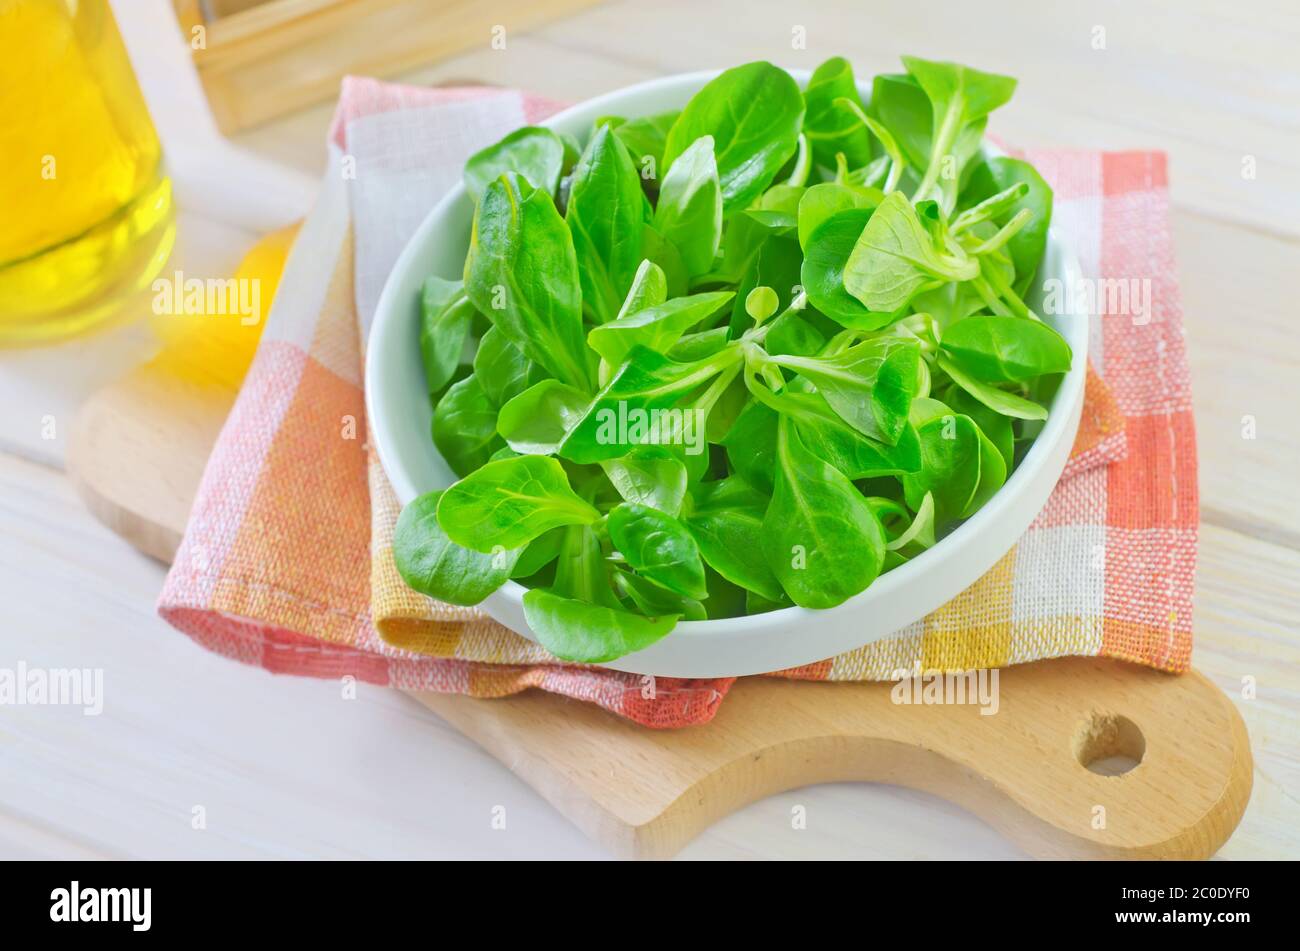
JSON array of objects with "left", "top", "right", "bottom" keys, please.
[{"left": 172, "top": 0, "right": 604, "bottom": 133}]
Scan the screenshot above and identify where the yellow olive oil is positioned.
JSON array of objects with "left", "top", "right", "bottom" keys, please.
[{"left": 0, "top": 0, "right": 174, "bottom": 344}]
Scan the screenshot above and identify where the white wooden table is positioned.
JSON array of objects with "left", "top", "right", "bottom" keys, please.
[{"left": 0, "top": 0, "right": 1295, "bottom": 860}]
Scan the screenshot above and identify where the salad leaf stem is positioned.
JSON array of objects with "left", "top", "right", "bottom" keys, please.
[
  {"left": 950, "top": 181, "right": 1030, "bottom": 235},
  {"left": 785, "top": 133, "right": 812, "bottom": 187},
  {"left": 980, "top": 256, "right": 1038, "bottom": 320},
  {"left": 913, "top": 99, "right": 962, "bottom": 204},
  {"left": 970, "top": 274, "right": 1013, "bottom": 317},
  {"left": 834, "top": 97, "right": 906, "bottom": 192},
  {"left": 964, "top": 208, "right": 1033, "bottom": 256}
]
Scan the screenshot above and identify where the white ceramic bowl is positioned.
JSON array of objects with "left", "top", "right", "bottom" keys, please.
[{"left": 367, "top": 69, "right": 1087, "bottom": 678}]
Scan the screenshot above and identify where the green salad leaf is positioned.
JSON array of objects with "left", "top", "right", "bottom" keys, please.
[
  {"left": 465, "top": 173, "right": 594, "bottom": 390},
  {"left": 663, "top": 61, "right": 805, "bottom": 213},
  {"left": 394, "top": 490, "right": 519, "bottom": 605},
  {"left": 653, "top": 135, "right": 723, "bottom": 276},
  {"left": 523, "top": 588, "right": 677, "bottom": 663},
  {"left": 565, "top": 124, "right": 645, "bottom": 322},
  {"left": 418, "top": 276, "right": 474, "bottom": 398},
  {"left": 464, "top": 126, "right": 566, "bottom": 202},
  {"left": 437, "top": 455, "right": 600, "bottom": 551}
]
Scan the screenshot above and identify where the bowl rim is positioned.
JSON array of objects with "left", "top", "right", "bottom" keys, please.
[{"left": 366, "top": 66, "right": 1088, "bottom": 651}]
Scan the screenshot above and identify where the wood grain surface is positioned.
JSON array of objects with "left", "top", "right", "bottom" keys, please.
[
  {"left": 0, "top": 0, "right": 1295, "bottom": 859},
  {"left": 62, "top": 362, "right": 1254, "bottom": 858}
]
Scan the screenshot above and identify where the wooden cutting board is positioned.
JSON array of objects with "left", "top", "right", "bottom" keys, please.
[{"left": 67, "top": 361, "right": 1252, "bottom": 859}]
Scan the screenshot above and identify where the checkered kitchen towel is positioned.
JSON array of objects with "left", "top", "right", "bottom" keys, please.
[{"left": 158, "top": 78, "right": 1196, "bottom": 728}]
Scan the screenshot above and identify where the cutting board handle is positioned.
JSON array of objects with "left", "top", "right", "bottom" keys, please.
[{"left": 416, "top": 658, "right": 1251, "bottom": 859}]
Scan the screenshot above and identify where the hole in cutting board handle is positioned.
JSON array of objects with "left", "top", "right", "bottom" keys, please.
[{"left": 1073, "top": 712, "right": 1145, "bottom": 776}]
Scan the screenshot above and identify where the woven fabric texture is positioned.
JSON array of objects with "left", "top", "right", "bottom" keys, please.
[{"left": 158, "top": 78, "right": 1196, "bottom": 729}]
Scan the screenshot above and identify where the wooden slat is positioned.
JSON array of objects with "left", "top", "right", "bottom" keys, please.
[
  {"left": 170, "top": 0, "right": 205, "bottom": 31},
  {"left": 1175, "top": 210, "right": 1300, "bottom": 547},
  {"left": 1192, "top": 523, "right": 1300, "bottom": 859},
  {"left": 183, "top": 0, "right": 606, "bottom": 132},
  {"left": 207, "top": 0, "right": 280, "bottom": 16},
  {"left": 196, "top": 0, "right": 401, "bottom": 66}
]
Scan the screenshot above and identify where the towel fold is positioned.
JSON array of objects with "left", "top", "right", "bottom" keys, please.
[{"left": 158, "top": 78, "right": 1196, "bottom": 729}]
